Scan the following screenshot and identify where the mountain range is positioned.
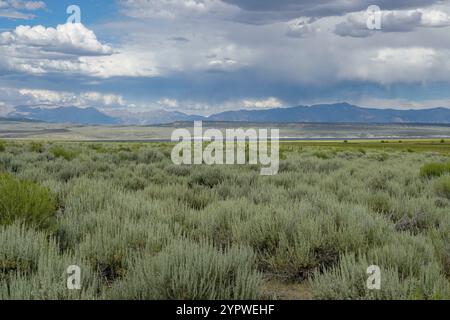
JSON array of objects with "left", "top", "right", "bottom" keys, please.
[
  {"left": 6, "top": 103, "right": 450, "bottom": 125},
  {"left": 208, "top": 103, "right": 450, "bottom": 123},
  {"left": 9, "top": 106, "right": 119, "bottom": 125}
]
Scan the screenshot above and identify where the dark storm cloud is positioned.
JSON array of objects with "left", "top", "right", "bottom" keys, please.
[{"left": 222, "top": 0, "right": 442, "bottom": 23}]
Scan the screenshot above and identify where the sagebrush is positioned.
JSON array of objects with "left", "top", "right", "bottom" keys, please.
[{"left": 0, "top": 141, "right": 449, "bottom": 300}]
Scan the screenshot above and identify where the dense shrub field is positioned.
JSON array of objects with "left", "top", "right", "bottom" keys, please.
[{"left": 0, "top": 140, "right": 449, "bottom": 300}]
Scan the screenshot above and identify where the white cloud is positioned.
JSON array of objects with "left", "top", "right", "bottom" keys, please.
[
  {"left": 16, "top": 88, "right": 127, "bottom": 108},
  {"left": 242, "top": 97, "right": 283, "bottom": 108},
  {"left": 207, "top": 57, "right": 240, "bottom": 71},
  {"left": 335, "top": 9, "right": 450, "bottom": 37},
  {"left": 119, "top": 0, "right": 239, "bottom": 20},
  {"left": 0, "top": 24, "right": 113, "bottom": 56},
  {"left": 336, "top": 47, "right": 450, "bottom": 84},
  {"left": 0, "top": 0, "right": 45, "bottom": 20},
  {"left": 421, "top": 9, "right": 450, "bottom": 26},
  {"left": 158, "top": 98, "right": 179, "bottom": 108},
  {"left": 351, "top": 97, "right": 450, "bottom": 110},
  {"left": 286, "top": 17, "right": 319, "bottom": 38},
  {"left": 0, "top": 0, "right": 46, "bottom": 10},
  {"left": 77, "top": 50, "right": 158, "bottom": 78},
  {"left": 0, "top": 23, "right": 157, "bottom": 78},
  {"left": 79, "top": 92, "right": 126, "bottom": 107}
]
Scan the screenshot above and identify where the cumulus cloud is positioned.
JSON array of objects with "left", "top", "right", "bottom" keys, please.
[
  {"left": 158, "top": 98, "right": 179, "bottom": 108},
  {"left": 0, "top": 23, "right": 157, "bottom": 78},
  {"left": 77, "top": 50, "right": 157, "bottom": 78},
  {"left": 335, "top": 9, "right": 450, "bottom": 37},
  {"left": 0, "top": 0, "right": 45, "bottom": 19},
  {"left": 421, "top": 9, "right": 450, "bottom": 26},
  {"left": 1, "top": 87, "right": 128, "bottom": 114},
  {"left": 0, "top": 24, "right": 113, "bottom": 56},
  {"left": 242, "top": 97, "right": 283, "bottom": 108},
  {"left": 17, "top": 88, "right": 127, "bottom": 108},
  {"left": 119, "top": 0, "right": 239, "bottom": 20}
]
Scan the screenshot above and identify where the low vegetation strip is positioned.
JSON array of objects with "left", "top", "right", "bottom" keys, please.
[{"left": 0, "top": 140, "right": 449, "bottom": 299}]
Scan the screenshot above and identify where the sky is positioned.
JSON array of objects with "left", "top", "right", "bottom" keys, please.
[{"left": 2, "top": 0, "right": 450, "bottom": 116}]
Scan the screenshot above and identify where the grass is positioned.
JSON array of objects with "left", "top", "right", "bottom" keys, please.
[
  {"left": 0, "top": 173, "right": 57, "bottom": 229},
  {"left": 420, "top": 162, "right": 450, "bottom": 178},
  {"left": 50, "top": 146, "right": 79, "bottom": 161},
  {"left": 29, "top": 141, "right": 45, "bottom": 153},
  {"left": 0, "top": 139, "right": 448, "bottom": 300},
  {"left": 434, "top": 176, "right": 450, "bottom": 199}
]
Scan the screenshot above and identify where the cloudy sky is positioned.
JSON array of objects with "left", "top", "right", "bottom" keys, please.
[{"left": 2, "top": 0, "right": 450, "bottom": 116}]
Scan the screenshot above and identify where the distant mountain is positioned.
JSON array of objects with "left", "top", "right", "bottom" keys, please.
[
  {"left": 8, "top": 106, "right": 204, "bottom": 125},
  {"left": 9, "top": 106, "right": 119, "bottom": 125},
  {"left": 105, "top": 109, "right": 205, "bottom": 125},
  {"left": 208, "top": 103, "right": 450, "bottom": 123},
  {"left": 0, "top": 116, "right": 44, "bottom": 123},
  {"left": 7, "top": 103, "right": 450, "bottom": 125}
]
